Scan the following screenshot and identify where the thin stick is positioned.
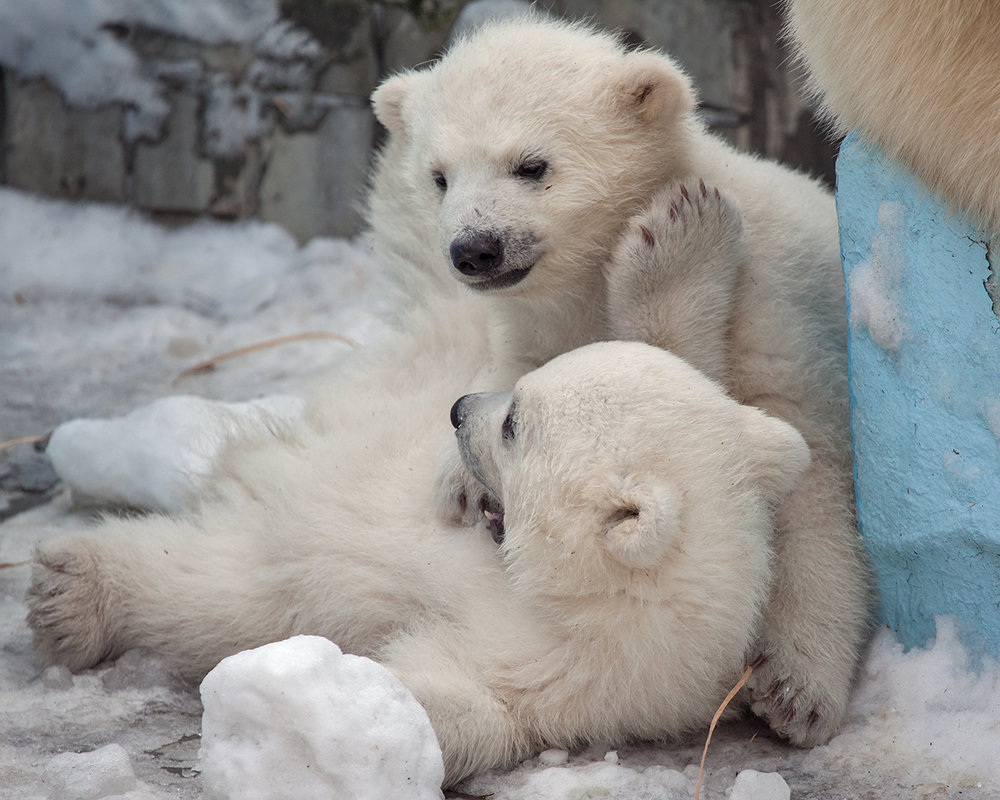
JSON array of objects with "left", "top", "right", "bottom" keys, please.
[
  {"left": 0, "top": 560, "right": 32, "bottom": 570},
  {"left": 0, "top": 434, "right": 48, "bottom": 453},
  {"left": 694, "top": 664, "right": 753, "bottom": 800},
  {"left": 172, "top": 332, "right": 359, "bottom": 386}
]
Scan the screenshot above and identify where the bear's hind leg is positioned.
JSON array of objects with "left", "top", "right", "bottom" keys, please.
[
  {"left": 27, "top": 514, "right": 285, "bottom": 679},
  {"left": 744, "top": 435, "right": 871, "bottom": 747}
]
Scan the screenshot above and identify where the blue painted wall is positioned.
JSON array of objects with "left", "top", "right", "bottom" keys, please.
[{"left": 836, "top": 134, "right": 1000, "bottom": 657}]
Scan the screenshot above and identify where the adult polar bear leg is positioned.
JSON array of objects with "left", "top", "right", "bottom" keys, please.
[{"left": 605, "top": 179, "right": 744, "bottom": 387}]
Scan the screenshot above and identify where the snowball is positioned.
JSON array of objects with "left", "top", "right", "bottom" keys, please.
[
  {"left": 47, "top": 394, "right": 303, "bottom": 512},
  {"left": 727, "top": 770, "right": 790, "bottom": 800},
  {"left": 198, "top": 635, "right": 445, "bottom": 800},
  {"left": 42, "top": 743, "right": 137, "bottom": 800}
]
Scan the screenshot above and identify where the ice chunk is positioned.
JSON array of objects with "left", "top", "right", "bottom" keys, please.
[
  {"left": 42, "top": 743, "right": 137, "bottom": 800},
  {"left": 199, "top": 635, "right": 445, "bottom": 800},
  {"left": 537, "top": 749, "right": 569, "bottom": 766},
  {"left": 728, "top": 769, "right": 790, "bottom": 800}
]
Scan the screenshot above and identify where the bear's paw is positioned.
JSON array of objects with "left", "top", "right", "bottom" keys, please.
[{"left": 26, "top": 540, "right": 115, "bottom": 672}]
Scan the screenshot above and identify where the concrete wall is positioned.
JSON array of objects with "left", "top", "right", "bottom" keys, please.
[
  {"left": 0, "top": 0, "right": 834, "bottom": 241},
  {"left": 836, "top": 133, "right": 1000, "bottom": 657}
]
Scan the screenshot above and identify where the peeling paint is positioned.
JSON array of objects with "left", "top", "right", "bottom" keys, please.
[{"left": 984, "top": 239, "right": 1000, "bottom": 322}]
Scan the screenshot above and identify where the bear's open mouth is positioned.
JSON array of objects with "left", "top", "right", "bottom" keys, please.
[
  {"left": 480, "top": 496, "right": 506, "bottom": 544},
  {"left": 464, "top": 266, "right": 533, "bottom": 292}
]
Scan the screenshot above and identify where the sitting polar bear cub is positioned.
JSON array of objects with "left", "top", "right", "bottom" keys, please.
[
  {"left": 28, "top": 342, "right": 809, "bottom": 787},
  {"left": 371, "top": 16, "right": 870, "bottom": 747}
]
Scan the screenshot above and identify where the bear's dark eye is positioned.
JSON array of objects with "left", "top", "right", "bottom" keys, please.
[
  {"left": 432, "top": 171, "right": 447, "bottom": 190},
  {"left": 501, "top": 408, "right": 517, "bottom": 442},
  {"left": 515, "top": 159, "right": 548, "bottom": 181}
]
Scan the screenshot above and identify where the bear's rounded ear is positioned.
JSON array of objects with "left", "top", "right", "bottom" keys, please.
[
  {"left": 602, "top": 476, "right": 683, "bottom": 569},
  {"left": 371, "top": 72, "right": 422, "bottom": 137},
  {"left": 614, "top": 51, "right": 696, "bottom": 126},
  {"left": 738, "top": 407, "right": 812, "bottom": 502}
]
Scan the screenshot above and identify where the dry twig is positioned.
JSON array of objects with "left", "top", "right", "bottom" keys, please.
[
  {"left": 694, "top": 663, "right": 754, "bottom": 800},
  {"left": 0, "top": 434, "right": 48, "bottom": 453},
  {"left": 172, "top": 331, "right": 358, "bottom": 386}
]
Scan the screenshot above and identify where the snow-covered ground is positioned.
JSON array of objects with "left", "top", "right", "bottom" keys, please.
[{"left": 1, "top": 186, "right": 998, "bottom": 799}]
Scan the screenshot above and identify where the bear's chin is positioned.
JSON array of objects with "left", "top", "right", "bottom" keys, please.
[{"left": 459, "top": 265, "right": 533, "bottom": 292}]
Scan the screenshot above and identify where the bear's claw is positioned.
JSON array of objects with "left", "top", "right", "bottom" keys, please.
[{"left": 745, "top": 651, "right": 845, "bottom": 748}]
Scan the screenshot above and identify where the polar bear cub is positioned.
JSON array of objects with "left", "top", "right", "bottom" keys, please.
[
  {"left": 371, "top": 17, "right": 870, "bottom": 746},
  {"left": 28, "top": 341, "right": 808, "bottom": 787}
]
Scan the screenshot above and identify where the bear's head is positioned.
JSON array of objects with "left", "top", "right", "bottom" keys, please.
[
  {"left": 450, "top": 341, "right": 810, "bottom": 605},
  {"left": 371, "top": 18, "right": 699, "bottom": 300}
]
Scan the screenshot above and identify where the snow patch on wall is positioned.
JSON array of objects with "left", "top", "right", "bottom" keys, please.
[
  {"left": 847, "top": 200, "right": 909, "bottom": 352},
  {"left": 0, "top": 0, "right": 321, "bottom": 152},
  {"left": 0, "top": 1, "right": 278, "bottom": 108}
]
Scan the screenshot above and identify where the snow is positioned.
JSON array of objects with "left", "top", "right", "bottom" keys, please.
[
  {"left": 846, "top": 200, "right": 909, "bottom": 353},
  {"left": 0, "top": 0, "right": 330, "bottom": 152},
  {"left": 1, "top": 186, "right": 999, "bottom": 800},
  {"left": 0, "top": 1, "right": 279, "bottom": 140},
  {"left": 47, "top": 394, "right": 303, "bottom": 512},
  {"left": 42, "top": 744, "right": 137, "bottom": 800},
  {"left": 0, "top": 187, "right": 391, "bottom": 438},
  {"left": 199, "top": 636, "right": 444, "bottom": 800},
  {"left": 728, "top": 770, "right": 790, "bottom": 800}
]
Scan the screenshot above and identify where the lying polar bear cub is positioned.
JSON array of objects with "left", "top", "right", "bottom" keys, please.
[{"left": 28, "top": 342, "right": 808, "bottom": 787}]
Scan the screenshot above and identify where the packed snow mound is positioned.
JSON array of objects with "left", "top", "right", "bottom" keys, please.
[
  {"left": 0, "top": 190, "right": 299, "bottom": 318},
  {"left": 804, "top": 619, "right": 1000, "bottom": 791},
  {"left": 47, "top": 393, "right": 303, "bottom": 512},
  {"left": 199, "top": 635, "right": 445, "bottom": 800}
]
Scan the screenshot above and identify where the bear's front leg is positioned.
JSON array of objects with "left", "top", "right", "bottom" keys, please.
[
  {"left": 384, "top": 645, "right": 534, "bottom": 787},
  {"left": 605, "top": 179, "right": 745, "bottom": 387},
  {"left": 433, "top": 421, "right": 503, "bottom": 532}
]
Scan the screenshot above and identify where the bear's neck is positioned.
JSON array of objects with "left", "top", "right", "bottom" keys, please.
[{"left": 490, "top": 271, "right": 607, "bottom": 371}]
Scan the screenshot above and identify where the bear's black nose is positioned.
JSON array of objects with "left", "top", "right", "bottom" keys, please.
[
  {"left": 450, "top": 395, "right": 470, "bottom": 429},
  {"left": 450, "top": 231, "right": 504, "bottom": 276}
]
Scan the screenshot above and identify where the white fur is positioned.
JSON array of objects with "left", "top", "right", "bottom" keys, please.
[
  {"left": 27, "top": 340, "right": 807, "bottom": 787},
  {"left": 370, "top": 17, "right": 870, "bottom": 746},
  {"left": 785, "top": 0, "right": 1000, "bottom": 235}
]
